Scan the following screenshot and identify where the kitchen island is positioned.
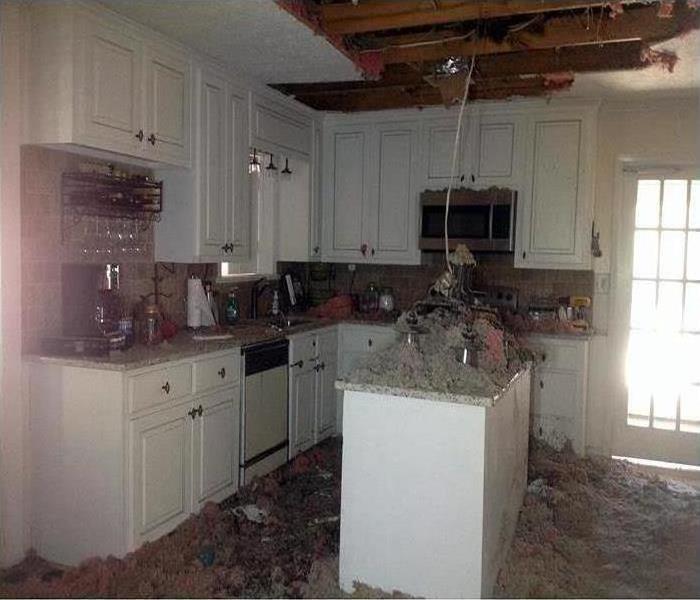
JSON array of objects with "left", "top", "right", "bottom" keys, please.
[{"left": 336, "top": 366, "right": 531, "bottom": 599}]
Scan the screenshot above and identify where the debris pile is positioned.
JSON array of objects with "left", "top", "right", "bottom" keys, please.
[
  {"left": 1, "top": 439, "right": 698, "bottom": 598},
  {"left": 496, "top": 441, "right": 700, "bottom": 598},
  {"left": 347, "top": 298, "right": 536, "bottom": 399}
]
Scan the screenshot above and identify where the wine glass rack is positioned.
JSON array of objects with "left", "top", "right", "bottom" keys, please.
[{"left": 61, "top": 171, "right": 163, "bottom": 241}]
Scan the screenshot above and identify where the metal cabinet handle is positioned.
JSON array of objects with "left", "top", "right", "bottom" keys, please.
[
  {"left": 188, "top": 407, "right": 197, "bottom": 419},
  {"left": 162, "top": 381, "right": 170, "bottom": 394},
  {"left": 371, "top": 248, "right": 375, "bottom": 257},
  {"left": 522, "top": 251, "right": 527, "bottom": 259},
  {"left": 197, "top": 404, "right": 203, "bottom": 417},
  {"left": 218, "top": 367, "right": 226, "bottom": 378},
  {"left": 540, "top": 380, "right": 544, "bottom": 389},
  {"left": 147, "top": 133, "right": 156, "bottom": 145},
  {"left": 320, "top": 362, "right": 326, "bottom": 371},
  {"left": 313, "top": 246, "right": 320, "bottom": 254},
  {"left": 291, "top": 360, "right": 304, "bottom": 368},
  {"left": 221, "top": 243, "right": 231, "bottom": 253},
  {"left": 135, "top": 129, "right": 144, "bottom": 141},
  {"left": 368, "top": 338, "right": 373, "bottom": 348}
]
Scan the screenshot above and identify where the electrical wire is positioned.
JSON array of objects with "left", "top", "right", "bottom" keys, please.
[{"left": 444, "top": 50, "right": 476, "bottom": 274}]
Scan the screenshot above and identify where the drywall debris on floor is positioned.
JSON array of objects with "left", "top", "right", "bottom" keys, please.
[{"left": 1, "top": 438, "right": 698, "bottom": 599}]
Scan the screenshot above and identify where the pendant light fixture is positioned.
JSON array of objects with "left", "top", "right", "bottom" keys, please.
[
  {"left": 281, "top": 157, "right": 292, "bottom": 175},
  {"left": 266, "top": 153, "right": 277, "bottom": 171},
  {"left": 249, "top": 148, "right": 261, "bottom": 173}
]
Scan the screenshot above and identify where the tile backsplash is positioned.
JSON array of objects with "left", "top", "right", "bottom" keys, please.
[
  {"left": 20, "top": 146, "right": 216, "bottom": 353},
  {"left": 279, "top": 254, "right": 594, "bottom": 313}
]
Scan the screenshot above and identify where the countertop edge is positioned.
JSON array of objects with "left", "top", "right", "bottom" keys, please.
[{"left": 335, "top": 366, "right": 531, "bottom": 408}]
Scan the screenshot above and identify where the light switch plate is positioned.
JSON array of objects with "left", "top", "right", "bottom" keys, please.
[{"left": 595, "top": 273, "right": 610, "bottom": 294}]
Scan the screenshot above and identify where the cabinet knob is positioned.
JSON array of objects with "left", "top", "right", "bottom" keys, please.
[
  {"left": 360, "top": 243, "right": 368, "bottom": 257},
  {"left": 162, "top": 381, "right": 170, "bottom": 394},
  {"left": 197, "top": 404, "right": 203, "bottom": 417},
  {"left": 188, "top": 407, "right": 197, "bottom": 420},
  {"left": 313, "top": 246, "right": 320, "bottom": 254},
  {"left": 540, "top": 380, "right": 544, "bottom": 389},
  {"left": 147, "top": 133, "right": 156, "bottom": 145},
  {"left": 135, "top": 129, "right": 144, "bottom": 142},
  {"left": 320, "top": 362, "right": 326, "bottom": 371},
  {"left": 368, "top": 338, "right": 373, "bottom": 348},
  {"left": 218, "top": 367, "right": 226, "bottom": 379},
  {"left": 522, "top": 251, "right": 527, "bottom": 259},
  {"left": 291, "top": 360, "right": 304, "bottom": 368},
  {"left": 371, "top": 248, "right": 375, "bottom": 257}
]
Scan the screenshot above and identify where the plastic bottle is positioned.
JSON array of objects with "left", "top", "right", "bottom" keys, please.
[
  {"left": 225, "top": 289, "right": 240, "bottom": 325},
  {"left": 271, "top": 290, "right": 280, "bottom": 317}
]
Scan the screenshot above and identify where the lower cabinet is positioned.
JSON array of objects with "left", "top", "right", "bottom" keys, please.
[
  {"left": 527, "top": 335, "right": 589, "bottom": 455},
  {"left": 288, "top": 327, "right": 339, "bottom": 458},
  {"left": 27, "top": 349, "right": 242, "bottom": 566}
]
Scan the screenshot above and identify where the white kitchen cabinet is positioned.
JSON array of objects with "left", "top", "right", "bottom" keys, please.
[
  {"left": 130, "top": 403, "right": 193, "bottom": 546},
  {"left": 288, "top": 327, "right": 339, "bottom": 457},
  {"left": 290, "top": 361, "right": 317, "bottom": 456},
  {"left": 336, "top": 324, "right": 400, "bottom": 432},
  {"left": 515, "top": 107, "right": 597, "bottom": 270},
  {"left": 155, "top": 67, "right": 251, "bottom": 263},
  {"left": 421, "top": 117, "right": 466, "bottom": 188},
  {"left": 278, "top": 156, "right": 314, "bottom": 262},
  {"left": 26, "top": 349, "right": 242, "bottom": 565},
  {"left": 251, "top": 95, "right": 312, "bottom": 157},
  {"left": 322, "top": 121, "right": 420, "bottom": 264},
  {"left": 192, "top": 387, "right": 240, "bottom": 509},
  {"left": 468, "top": 114, "right": 524, "bottom": 188},
  {"left": 26, "top": 1, "right": 192, "bottom": 167},
  {"left": 527, "top": 335, "right": 589, "bottom": 455}
]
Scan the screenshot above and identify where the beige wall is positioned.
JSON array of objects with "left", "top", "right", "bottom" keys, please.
[
  {"left": 585, "top": 95, "right": 700, "bottom": 455},
  {"left": 1, "top": 0, "right": 30, "bottom": 566}
]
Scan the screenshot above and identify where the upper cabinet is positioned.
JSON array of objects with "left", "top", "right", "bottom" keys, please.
[
  {"left": 155, "top": 66, "right": 250, "bottom": 263},
  {"left": 321, "top": 120, "right": 420, "bottom": 265},
  {"left": 26, "top": 2, "right": 191, "bottom": 167},
  {"left": 515, "top": 106, "right": 598, "bottom": 270},
  {"left": 251, "top": 95, "right": 312, "bottom": 157}
]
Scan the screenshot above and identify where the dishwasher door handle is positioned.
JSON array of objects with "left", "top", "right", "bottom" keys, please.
[{"left": 290, "top": 359, "right": 304, "bottom": 369}]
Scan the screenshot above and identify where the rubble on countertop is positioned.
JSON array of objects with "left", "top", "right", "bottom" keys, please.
[{"left": 344, "top": 297, "right": 537, "bottom": 402}]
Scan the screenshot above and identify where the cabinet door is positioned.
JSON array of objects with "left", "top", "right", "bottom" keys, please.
[
  {"left": 192, "top": 387, "right": 240, "bottom": 507},
  {"left": 371, "top": 123, "right": 419, "bottom": 264},
  {"left": 316, "top": 359, "right": 338, "bottom": 440},
  {"left": 130, "top": 404, "right": 192, "bottom": 546},
  {"left": 322, "top": 126, "right": 371, "bottom": 261},
  {"left": 198, "top": 70, "right": 228, "bottom": 257},
  {"left": 227, "top": 87, "right": 251, "bottom": 260},
  {"left": 470, "top": 115, "right": 522, "bottom": 187},
  {"left": 278, "top": 156, "right": 312, "bottom": 262},
  {"left": 144, "top": 45, "right": 191, "bottom": 166},
  {"left": 517, "top": 116, "right": 593, "bottom": 269},
  {"left": 531, "top": 368, "right": 585, "bottom": 454},
  {"left": 289, "top": 365, "right": 316, "bottom": 457},
  {"left": 79, "top": 19, "right": 142, "bottom": 155},
  {"left": 421, "top": 117, "right": 466, "bottom": 188}
]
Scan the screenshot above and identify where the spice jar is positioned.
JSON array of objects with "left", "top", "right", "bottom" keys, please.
[{"left": 140, "top": 304, "right": 163, "bottom": 345}]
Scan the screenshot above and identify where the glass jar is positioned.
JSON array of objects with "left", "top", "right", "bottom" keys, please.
[
  {"left": 363, "top": 282, "right": 380, "bottom": 313},
  {"left": 378, "top": 287, "right": 395, "bottom": 312},
  {"left": 140, "top": 304, "right": 163, "bottom": 345}
]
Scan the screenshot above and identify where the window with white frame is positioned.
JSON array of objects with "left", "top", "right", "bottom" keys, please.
[{"left": 626, "top": 177, "right": 700, "bottom": 433}]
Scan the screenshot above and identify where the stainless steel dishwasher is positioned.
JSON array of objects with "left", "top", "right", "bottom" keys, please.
[{"left": 240, "top": 339, "right": 289, "bottom": 485}]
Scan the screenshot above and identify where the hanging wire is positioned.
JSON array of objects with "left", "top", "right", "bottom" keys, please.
[{"left": 444, "top": 50, "right": 476, "bottom": 274}]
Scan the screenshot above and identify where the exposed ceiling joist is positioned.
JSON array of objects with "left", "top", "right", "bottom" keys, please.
[
  {"left": 271, "top": 40, "right": 650, "bottom": 100},
  {"left": 378, "top": 3, "right": 697, "bottom": 65},
  {"left": 320, "top": 0, "right": 629, "bottom": 35},
  {"left": 294, "top": 75, "right": 566, "bottom": 111}
]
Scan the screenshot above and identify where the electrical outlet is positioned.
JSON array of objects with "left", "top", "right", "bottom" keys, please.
[
  {"left": 595, "top": 273, "right": 611, "bottom": 294},
  {"left": 348, "top": 263, "right": 356, "bottom": 272}
]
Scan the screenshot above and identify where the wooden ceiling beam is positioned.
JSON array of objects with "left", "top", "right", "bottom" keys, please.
[
  {"left": 271, "top": 40, "right": 649, "bottom": 99},
  {"left": 292, "top": 76, "right": 562, "bottom": 111},
  {"left": 320, "top": 1, "right": 626, "bottom": 35},
  {"left": 378, "top": 3, "right": 698, "bottom": 64}
]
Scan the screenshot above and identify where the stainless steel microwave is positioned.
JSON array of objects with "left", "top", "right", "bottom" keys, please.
[{"left": 419, "top": 187, "right": 516, "bottom": 252}]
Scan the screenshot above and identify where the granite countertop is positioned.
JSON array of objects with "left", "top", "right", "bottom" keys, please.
[
  {"left": 336, "top": 367, "right": 530, "bottom": 408},
  {"left": 24, "top": 316, "right": 396, "bottom": 371}
]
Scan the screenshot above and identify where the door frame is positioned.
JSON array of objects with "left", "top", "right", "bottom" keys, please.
[{"left": 610, "top": 162, "right": 700, "bottom": 465}]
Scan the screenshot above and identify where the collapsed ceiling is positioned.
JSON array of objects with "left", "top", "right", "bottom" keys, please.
[{"left": 272, "top": 0, "right": 700, "bottom": 111}]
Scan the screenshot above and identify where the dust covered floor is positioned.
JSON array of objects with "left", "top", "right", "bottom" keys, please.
[{"left": 1, "top": 439, "right": 699, "bottom": 598}]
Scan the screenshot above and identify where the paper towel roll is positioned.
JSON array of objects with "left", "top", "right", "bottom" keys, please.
[{"left": 187, "top": 277, "right": 215, "bottom": 328}]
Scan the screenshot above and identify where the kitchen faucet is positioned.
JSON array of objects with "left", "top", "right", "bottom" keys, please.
[{"left": 249, "top": 278, "right": 271, "bottom": 320}]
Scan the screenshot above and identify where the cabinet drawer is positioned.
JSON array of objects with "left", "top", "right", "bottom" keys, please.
[
  {"left": 342, "top": 326, "right": 398, "bottom": 353},
  {"left": 129, "top": 364, "right": 192, "bottom": 413},
  {"left": 193, "top": 353, "right": 241, "bottom": 394},
  {"left": 289, "top": 332, "right": 318, "bottom": 363},
  {"left": 316, "top": 327, "right": 338, "bottom": 358}
]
